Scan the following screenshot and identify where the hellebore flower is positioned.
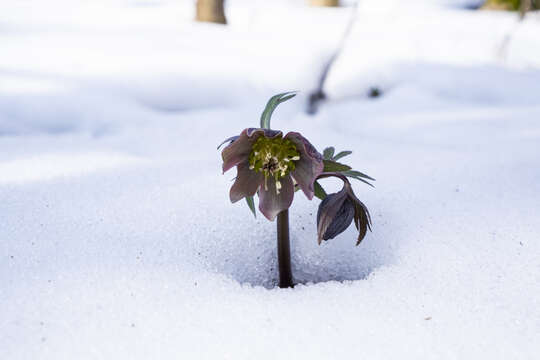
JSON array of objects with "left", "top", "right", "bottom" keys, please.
[
  {"left": 222, "top": 128, "right": 324, "bottom": 221},
  {"left": 316, "top": 172, "right": 372, "bottom": 245}
]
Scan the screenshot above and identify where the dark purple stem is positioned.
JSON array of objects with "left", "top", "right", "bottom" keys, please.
[
  {"left": 277, "top": 209, "right": 293, "bottom": 288},
  {"left": 317, "top": 171, "right": 350, "bottom": 183},
  {"left": 317, "top": 172, "right": 353, "bottom": 193}
]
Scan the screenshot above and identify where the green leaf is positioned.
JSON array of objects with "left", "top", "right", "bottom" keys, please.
[
  {"left": 332, "top": 150, "right": 352, "bottom": 161},
  {"left": 259, "top": 91, "right": 297, "bottom": 129},
  {"left": 323, "top": 147, "right": 335, "bottom": 160},
  {"left": 245, "top": 196, "right": 256, "bottom": 218},
  {"left": 323, "top": 159, "right": 352, "bottom": 172},
  {"left": 314, "top": 181, "right": 327, "bottom": 200},
  {"left": 342, "top": 170, "right": 375, "bottom": 181}
]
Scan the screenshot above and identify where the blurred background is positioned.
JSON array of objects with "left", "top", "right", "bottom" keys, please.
[{"left": 2, "top": 0, "right": 539, "bottom": 135}]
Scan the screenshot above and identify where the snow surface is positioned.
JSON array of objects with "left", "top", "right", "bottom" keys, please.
[{"left": 1, "top": 0, "right": 540, "bottom": 359}]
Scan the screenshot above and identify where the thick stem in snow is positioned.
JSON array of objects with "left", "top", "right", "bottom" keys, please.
[{"left": 277, "top": 209, "right": 293, "bottom": 288}]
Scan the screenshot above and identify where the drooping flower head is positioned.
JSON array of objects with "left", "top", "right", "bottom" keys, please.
[
  {"left": 316, "top": 172, "right": 372, "bottom": 246},
  {"left": 222, "top": 128, "right": 324, "bottom": 221}
]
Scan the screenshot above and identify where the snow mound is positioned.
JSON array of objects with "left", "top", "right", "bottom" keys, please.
[{"left": 0, "top": 152, "right": 143, "bottom": 184}]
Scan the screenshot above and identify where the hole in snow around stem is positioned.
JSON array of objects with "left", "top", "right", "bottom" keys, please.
[{"left": 193, "top": 200, "right": 386, "bottom": 289}]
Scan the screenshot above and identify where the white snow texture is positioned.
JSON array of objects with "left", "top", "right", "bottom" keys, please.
[{"left": 1, "top": 0, "right": 539, "bottom": 359}]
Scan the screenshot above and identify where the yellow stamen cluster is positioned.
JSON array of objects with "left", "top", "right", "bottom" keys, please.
[{"left": 249, "top": 136, "right": 300, "bottom": 194}]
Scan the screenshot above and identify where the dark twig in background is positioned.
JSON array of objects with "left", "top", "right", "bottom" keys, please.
[{"left": 307, "top": 1, "right": 359, "bottom": 115}]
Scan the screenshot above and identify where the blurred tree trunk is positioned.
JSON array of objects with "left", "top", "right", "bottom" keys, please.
[
  {"left": 519, "top": 0, "right": 540, "bottom": 16},
  {"left": 196, "top": 0, "right": 227, "bottom": 24},
  {"left": 309, "top": 0, "right": 339, "bottom": 6},
  {"left": 519, "top": 0, "right": 540, "bottom": 18},
  {"left": 520, "top": 0, "right": 532, "bottom": 17}
]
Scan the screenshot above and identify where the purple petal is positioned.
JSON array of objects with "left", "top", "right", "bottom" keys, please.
[
  {"left": 229, "top": 161, "right": 264, "bottom": 203},
  {"left": 285, "top": 132, "right": 324, "bottom": 200},
  {"left": 217, "top": 135, "right": 239, "bottom": 150},
  {"left": 222, "top": 128, "right": 283, "bottom": 173},
  {"left": 247, "top": 128, "right": 282, "bottom": 138},
  {"left": 258, "top": 174, "right": 294, "bottom": 221}
]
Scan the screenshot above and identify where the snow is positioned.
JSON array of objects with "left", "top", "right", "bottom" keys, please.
[{"left": 1, "top": 0, "right": 540, "bottom": 359}]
